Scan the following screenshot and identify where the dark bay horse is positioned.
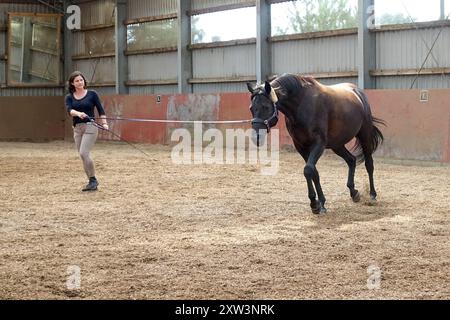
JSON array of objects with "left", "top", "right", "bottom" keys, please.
[{"left": 247, "top": 74, "right": 385, "bottom": 214}]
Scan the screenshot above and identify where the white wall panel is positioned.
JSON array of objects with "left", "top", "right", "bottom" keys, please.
[
  {"left": 128, "top": 52, "right": 177, "bottom": 81},
  {"left": 192, "top": 44, "right": 255, "bottom": 78}
]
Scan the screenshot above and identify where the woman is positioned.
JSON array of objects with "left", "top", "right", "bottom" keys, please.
[{"left": 65, "top": 71, "right": 108, "bottom": 191}]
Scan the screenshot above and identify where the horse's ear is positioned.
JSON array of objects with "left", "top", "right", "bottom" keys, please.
[
  {"left": 264, "top": 81, "right": 271, "bottom": 95},
  {"left": 246, "top": 82, "right": 254, "bottom": 93}
]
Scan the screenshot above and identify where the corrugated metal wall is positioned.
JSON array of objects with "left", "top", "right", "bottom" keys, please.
[
  {"left": 272, "top": 34, "right": 358, "bottom": 75},
  {"left": 128, "top": 53, "right": 178, "bottom": 81},
  {"left": 125, "top": 0, "right": 178, "bottom": 93},
  {"left": 375, "top": 26, "right": 450, "bottom": 89},
  {"left": 193, "top": 44, "right": 255, "bottom": 78},
  {"left": 72, "top": 58, "right": 115, "bottom": 84},
  {"left": 76, "top": 0, "right": 116, "bottom": 27},
  {"left": 129, "top": 85, "right": 178, "bottom": 95},
  {"left": 0, "top": 87, "right": 64, "bottom": 97},
  {"left": 72, "top": 31, "right": 86, "bottom": 56},
  {"left": 1, "top": 1, "right": 450, "bottom": 97},
  {"left": 0, "top": 2, "right": 56, "bottom": 22},
  {"left": 318, "top": 77, "right": 358, "bottom": 86},
  {"left": 128, "top": 0, "right": 177, "bottom": 19},
  {"left": 193, "top": 83, "right": 251, "bottom": 93},
  {"left": 68, "top": 0, "right": 116, "bottom": 95},
  {"left": 377, "top": 28, "right": 449, "bottom": 69},
  {"left": 376, "top": 75, "right": 450, "bottom": 89},
  {"left": 191, "top": 0, "right": 253, "bottom": 12}
]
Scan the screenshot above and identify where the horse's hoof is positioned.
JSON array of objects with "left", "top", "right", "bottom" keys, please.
[
  {"left": 311, "top": 207, "right": 320, "bottom": 214},
  {"left": 352, "top": 191, "right": 361, "bottom": 203},
  {"left": 369, "top": 195, "right": 377, "bottom": 205},
  {"left": 312, "top": 206, "right": 327, "bottom": 214},
  {"left": 310, "top": 201, "right": 321, "bottom": 214},
  {"left": 364, "top": 195, "right": 377, "bottom": 206}
]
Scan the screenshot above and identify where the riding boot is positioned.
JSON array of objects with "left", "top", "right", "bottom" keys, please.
[{"left": 82, "top": 176, "right": 99, "bottom": 191}]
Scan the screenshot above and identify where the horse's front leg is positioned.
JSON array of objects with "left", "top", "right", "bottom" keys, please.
[
  {"left": 305, "top": 178, "right": 320, "bottom": 214},
  {"left": 304, "top": 143, "right": 326, "bottom": 214},
  {"left": 297, "top": 148, "right": 319, "bottom": 214}
]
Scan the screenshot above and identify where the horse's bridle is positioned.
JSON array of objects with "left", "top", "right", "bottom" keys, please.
[{"left": 250, "top": 91, "right": 279, "bottom": 133}]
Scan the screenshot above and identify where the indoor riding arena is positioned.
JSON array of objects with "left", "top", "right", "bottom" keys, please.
[{"left": 1, "top": 0, "right": 450, "bottom": 301}]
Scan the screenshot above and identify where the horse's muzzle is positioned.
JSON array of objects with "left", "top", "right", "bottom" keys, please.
[
  {"left": 251, "top": 128, "right": 267, "bottom": 147},
  {"left": 251, "top": 117, "right": 277, "bottom": 133}
]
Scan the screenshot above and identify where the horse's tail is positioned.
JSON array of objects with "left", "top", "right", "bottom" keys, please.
[{"left": 351, "top": 88, "right": 386, "bottom": 164}]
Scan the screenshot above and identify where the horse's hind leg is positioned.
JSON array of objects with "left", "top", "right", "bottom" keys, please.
[
  {"left": 357, "top": 132, "right": 378, "bottom": 201},
  {"left": 333, "top": 146, "right": 360, "bottom": 202},
  {"left": 363, "top": 150, "right": 377, "bottom": 201}
]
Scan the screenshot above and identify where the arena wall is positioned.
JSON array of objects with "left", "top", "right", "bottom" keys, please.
[
  {"left": 0, "top": 96, "right": 65, "bottom": 141},
  {"left": 366, "top": 89, "right": 450, "bottom": 162},
  {"left": 95, "top": 89, "right": 450, "bottom": 162},
  {"left": 1, "top": 89, "right": 449, "bottom": 162}
]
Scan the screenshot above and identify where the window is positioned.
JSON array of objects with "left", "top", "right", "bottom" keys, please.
[
  {"left": 191, "top": 7, "right": 256, "bottom": 44},
  {"left": 271, "top": 0, "right": 357, "bottom": 36},
  {"left": 7, "top": 13, "right": 61, "bottom": 85},
  {"left": 375, "top": 0, "right": 444, "bottom": 25},
  {"left": 127, "top": 19, "right": 178, "bottom": 51}
]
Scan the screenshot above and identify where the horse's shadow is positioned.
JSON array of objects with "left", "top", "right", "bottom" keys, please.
[{"left": 304, "top": 198, "right": 397, "bottom": 231}]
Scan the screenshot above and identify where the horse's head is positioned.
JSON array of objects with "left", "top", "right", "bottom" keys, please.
[{"left": 247, "top": 81, "right": 279, "bottom": 147}]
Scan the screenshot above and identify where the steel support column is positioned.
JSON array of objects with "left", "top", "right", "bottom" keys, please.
[
  {"left": 358, "top": 0, "right": 376, "bottom": 89},
  {"left": 256, "top": 0, "right": 272, "bottom": 83},
  {"left": 115, "top": 0, "right": 128, "bottom": 94},
  {"left": 177, "top": 0, "right": 192, "bottom": 93}
]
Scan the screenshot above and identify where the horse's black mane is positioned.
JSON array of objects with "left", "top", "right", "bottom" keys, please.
[{"left": 271, "top": 74, "right": 315, "bottom": 96}]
